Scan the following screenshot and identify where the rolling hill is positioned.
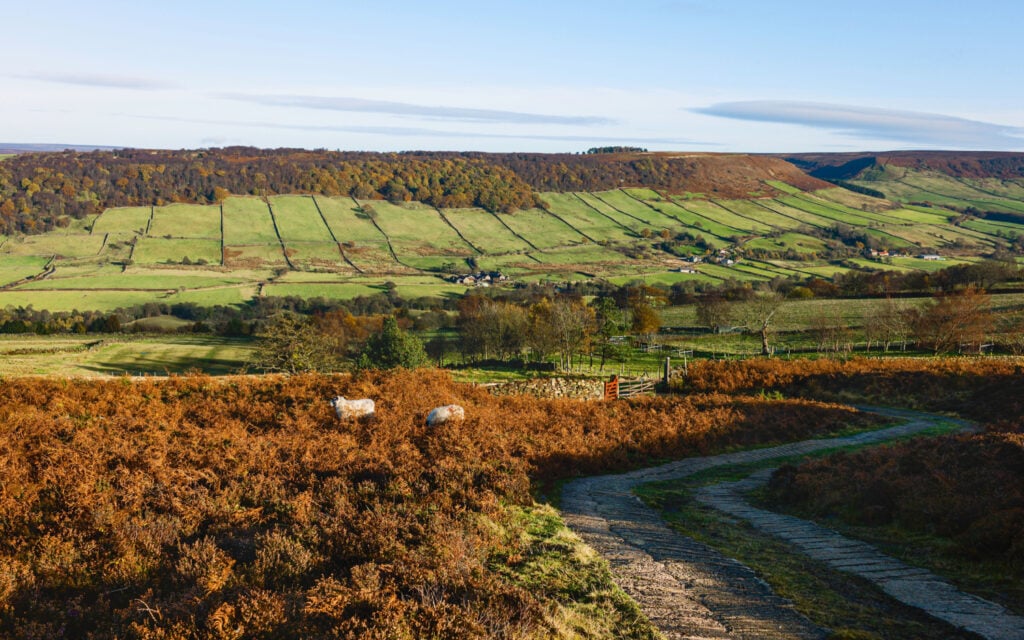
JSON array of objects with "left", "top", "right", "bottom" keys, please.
[{"left": 0, "top": 149, "right": 1022, "bottom": 312}]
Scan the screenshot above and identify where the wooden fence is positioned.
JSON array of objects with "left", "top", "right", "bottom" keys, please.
[{"left": 603, "top": 375, "right": 657, "bottom": 400}]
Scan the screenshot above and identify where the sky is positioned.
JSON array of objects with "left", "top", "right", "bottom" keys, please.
[{"left": 2, "top": 0, "right": 1023, "bottom": 153}]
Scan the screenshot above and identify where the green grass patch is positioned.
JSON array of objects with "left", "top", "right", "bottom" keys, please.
[
  {"left": 361, "top": 200, "right": 474, "bottom": 267},
  {"left": 574, "top": 192, "right": 649, "bottom": 231},
  {"left": 148, "top": 203, "right": 221, "bottom": 238},
  {"left": 541, "top": 192, "right": 636, "bottom": 243},
  {"left": 92, "top": 206, "right": 152, "bottom": 235},
  {"left": 269, "top": 195, "right": 335, "bottom": 243},
  {"left": 591, "top": 191, "right": 679, "bottom": 229},
  {"left": 222, "top": 197, "right": 278, "bottom": 244},
  {"left": 766, "top": 180, "right": 804, "bottom": 195},
  {"left": 0, "top": 255, "right": 51, "bottom": 286},
  {"left": 442, "top": 208, "right": 534, "bottom": 253},
  {"left": 2, "top": 233, "right": 106, "bottom": 258},
  {"left": 498, "top": 208, "right": 587, "bottom": 249},
  {"left": 744, "top": 232, "right": 827, "bottom": 256},
  {"left": 133, "top": 238, "right": 222, "bottom": 265},
  {"left": 489, "top": 503, "right": 660, "bottom": 640}
]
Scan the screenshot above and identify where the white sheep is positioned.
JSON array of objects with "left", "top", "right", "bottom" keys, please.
[
  {"left": 331, "top": 396, "right": 375, "bottom": 420},
  {"left": 426, "top": 404, "right": 465, "bottom": 427}
]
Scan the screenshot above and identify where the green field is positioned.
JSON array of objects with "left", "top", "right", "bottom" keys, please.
[
  {"left": 149, "top": 203, "right": 222, "bottom": 238},
  {"left": 0, "top": 173, "right": 1020, "bottom": 314},
  {"left": 442, "top": 208, "right": 535, "bottom": 254},
  {"left": 133, "top": 238, "right": 222, "bottom": 264},
  {"left": 0, "top": 255, "right": 50, "bottom": 286},
  {"left": 223, "top": 197, "right": 279, "bottom": 244},
  {"left": 92, "top": 206, "right": 152, "bottom": 235},
  {"left": 269, "top": 195, "right": 335, "bottom": 243},
  {"left": 359, "top": 199, "right": 475, "bottom": 270},
  {"left": 499, "top": 208, "right": 587, "bottom": 249},
  {"left": 541, "top": 192, "right": 636, "bottom": 243}
]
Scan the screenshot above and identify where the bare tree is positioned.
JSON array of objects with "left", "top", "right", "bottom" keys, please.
[{"left": 742, "top": 292, "right": 785, "bottom": 356}]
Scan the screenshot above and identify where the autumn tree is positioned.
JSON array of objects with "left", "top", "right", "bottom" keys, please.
[
  {"left": 908, "top": 286, "right": 993, "bottom": 354},
  {"left": 527, "top": 298, "right": 595, "bottom": 370},
  {"left": 457, "top": 298, "right": 528, "bottom": 362},
  {"left": 589, "top": 296, "right": 628, "bottom": 370},
  {"left": 696, "top": 294, "right": 733, "bottom": 333},
  {"left": 357, "top": 316, "right": 428, "bottom": 370},
  {"left": 251, "top": 313, "right": 345, "bottom": 373}
]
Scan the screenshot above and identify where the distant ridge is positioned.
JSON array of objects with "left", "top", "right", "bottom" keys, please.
[{"left": 0, "top": 143, "right": 125, "bottom": 154}]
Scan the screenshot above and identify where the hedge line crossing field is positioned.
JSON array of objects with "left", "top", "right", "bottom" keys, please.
[
  {"left": 540, "top": 192, "right": 637, "bottom": 243},
  {"left": 222, "top": 197, "right": 279, "bottom": 245},
  {"left": 573, "top": 192, "right": 650, "bottom": 231},
  {"left": 268, "top": 195, "right": 336, "bottom": 243},
  {"left": 496, "top": 208, "right": 588, "bottom": 249},
  {"left": 314, "top": 196, "right": 405, "bottom": 272},
  {"left": 441, "top": 208, "right": 534, "bottom": 254},
  {"left": 592, "top": 190, "right": 680, "bottom": 228},
  {"left": 148, "top": 203, "right": 222, "bottom": 239},
  {"left": 0, "top": 255, "right": 50, "bottom": 286},
  {"left": 360, "top": 199, "right": 475, "bottom": 270}
]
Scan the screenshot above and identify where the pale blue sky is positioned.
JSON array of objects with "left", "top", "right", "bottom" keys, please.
[{"left": 3, "top": 0, "right": 1022, "bottom": 151}]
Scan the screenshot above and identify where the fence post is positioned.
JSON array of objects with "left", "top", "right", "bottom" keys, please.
[{"left": 663, "top": 356, "right": 671, "bottom": 385}]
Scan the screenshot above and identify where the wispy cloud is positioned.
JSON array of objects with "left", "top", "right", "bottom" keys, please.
[
  {"left": 215, "top": 93, "right": 615, "bottom": 126},
  {"left": 14, "top": 71, "right": 174, "bottom": 90},
  {"left": 122, "top": 113, "right": 711, "bottom": 146},
  {"left": 693, "top": 100, "right": 1024, "bottom": 149}
]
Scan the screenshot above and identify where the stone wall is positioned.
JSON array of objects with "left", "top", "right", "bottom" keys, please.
[{"left": 483, "top": 377, "right": 605, "bottom": 400}]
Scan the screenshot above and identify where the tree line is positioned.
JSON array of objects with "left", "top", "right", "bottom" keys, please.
[{"left": 0, "top": 147, "right": 822, "bottom": 235}]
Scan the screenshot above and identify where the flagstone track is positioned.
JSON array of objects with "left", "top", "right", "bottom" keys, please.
[{"left": 560, "top": 407, "right": 1023, "bottom": 640}]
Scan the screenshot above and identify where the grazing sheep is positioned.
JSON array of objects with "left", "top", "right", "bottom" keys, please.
[
  {"left": 331, "top": 396, "right": 375, "bottom": 420},
  {"left": 426, "top": 404, "right": 465, "bottom": 427}
]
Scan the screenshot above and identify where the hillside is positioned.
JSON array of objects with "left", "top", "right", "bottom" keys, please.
[
  {"left": 0, "top": 149, "right": 1023, "bottom": 312},
  {"left": 0, "top": 149, "right": 824, "bottom": 236}
]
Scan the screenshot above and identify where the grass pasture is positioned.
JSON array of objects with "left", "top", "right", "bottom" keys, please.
[
  {"left": 148, "top": 203, "right": 221, "bottom": 238},
  {"left": 596, "top": 190, "right": 681, "bottom": 229},
  {"left": 132, "top": 237, "right": 222, "bottom": 265},
  {"left": 360, "top": 200, "right": 475, "bottom": 269},
  {"left": 441, "top": 208, "right": 534, "bottom": 254},
  {"left": 541, "top": 192, "right": 636, "bottom": 243},
  {"left": 2, "top": 233, "right": 106, "bottom": 258},
  {"left": 223, "top": 243, "right": 286, "bottom": 266},
  {"left": 222, "top": 197, "right": 278, "bottom": 244},
  {"left": 269, "top": 195, "right": 335, "bottom": 243},
  {"left": 92, "top": 206, "right": 152, "bottom": 235},
  {"left": 498, "top": 208, "right": 587, "bottom": 249},
  {"left": 0, "top": 255, "right": 50, "bottom": 286}
]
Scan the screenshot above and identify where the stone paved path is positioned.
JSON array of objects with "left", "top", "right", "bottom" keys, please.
[
  {"left": 698, "top": 468, "right": 1024, "bottom": 640},
  {"left": 559, "top": 407, "right": 1024, "bottom": 640}
]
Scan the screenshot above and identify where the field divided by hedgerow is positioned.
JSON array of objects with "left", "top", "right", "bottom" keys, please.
[{"left": 222, "top": 197, "right": 278, "bottom": 245}]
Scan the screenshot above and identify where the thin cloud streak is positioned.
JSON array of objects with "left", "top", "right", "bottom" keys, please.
[
  {"left": 215, "top": 93, "right": 616, "bottom": 126},
  {"left": 694, "top": 100, "right": 1024, "bottom": 149},
  {"left": 122, "top": 113, "right": 713, "bottom": 146},
  {"left": 14, "top": 72, "right": 174, "bottom": 90}
]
